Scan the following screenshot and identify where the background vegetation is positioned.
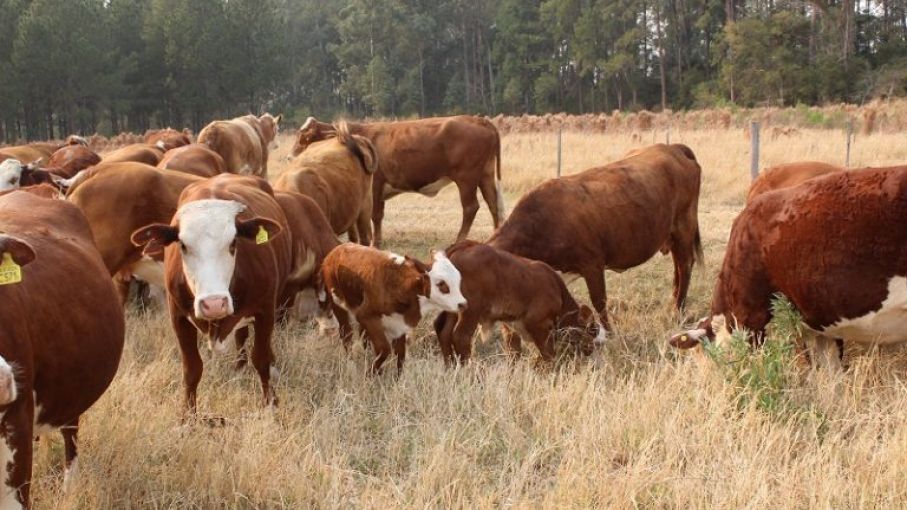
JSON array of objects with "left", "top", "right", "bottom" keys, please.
[{"left": 1, "top": 0, "right": 906, "bottom": 141}]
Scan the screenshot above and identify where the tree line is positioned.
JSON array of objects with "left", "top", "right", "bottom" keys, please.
[{"left": 1, "top": 0, "right": 905, "bottom": 142}]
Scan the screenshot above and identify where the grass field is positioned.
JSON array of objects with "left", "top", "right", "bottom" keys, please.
[{"left": 30, "top": 128, "right": 907, "bottom": 508}]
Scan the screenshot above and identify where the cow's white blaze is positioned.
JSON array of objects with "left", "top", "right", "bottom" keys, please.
[
  {"left": 381, "top": 313, "right": 411, "bottom": 339},
  {"left": 821, "top": 276, "right": 907, "bottom": 344},
  {"left": 176, "top": 199, "right": 246, "bottom": 319},
  {"left": 419, "top": 251, "right": 467, "bottom": 314},
  {"left": 0, "top": 160, "right": 22, "bottom": 192},
  {"left": 0, "top": 358, "right": 16, "bottom": 406}
]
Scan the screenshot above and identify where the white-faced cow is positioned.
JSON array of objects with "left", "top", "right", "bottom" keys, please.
[
  {"left": 292, "top": 115, "right": 503, "bottom": 246},
  {"left": 0, "top": 189, "right": 124, "bottom": 508}
]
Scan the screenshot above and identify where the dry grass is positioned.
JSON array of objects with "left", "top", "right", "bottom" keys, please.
[{"left": 31, "top": 127, "right": 907, "bottom": 509}]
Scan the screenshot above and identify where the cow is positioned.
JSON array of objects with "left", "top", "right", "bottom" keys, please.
[
  {"left": 0, "top": 159, "right": 62, "bottom": 191},
  {"left": 101, "top": 143, "right": 165, "bottom": 166},
  {"left": 487, "top": 144, "right": 703, "bottom": 329},
  {"left": 131, "top": 174, "right": 293, "bottom": 412},
  {"left": 747, "top": 161, "right": 843, "bottom": 202},
  {"left": 197, "top": 113, "right": 281, "bottom": 177},
  {"left": 0, "top": 142, "right": 59, "bottom": 165},
  {"left": 433, "top": 241, "right": 605, "bottom": 366},
  {"left": 157, "top": 144, "right": 228, "bottom": 178},
  {"left": 292, "top": 115, "right": 503, "bottom": 247},
  {"left": 274, "top": 122, "right": 376, "bottom": 245},
  {"left": 0, "top": 189, "right": 124, "bottom": 508},
  {"left": 144, "top": 128, "right": 192, "bottom": 152},
  {"left": 67, "top": 162, "right": 201, "bottom": 303},
  {"left": 47, "top": 144, "right": 102, "bottom": 178},
  {"left": 669, "top": 166, "right": 907, "bottom": 370},
  {"left": 321, "top": 243, "right": 467, "bottom": 374}
]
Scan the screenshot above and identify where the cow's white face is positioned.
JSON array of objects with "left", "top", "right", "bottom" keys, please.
[
  {"left": 176, "top": 199, "right": 247, "bottom": 320},
  {"left": 421, "top": 251, "right": 467, "bottom": 313},
  {"left": 0, "top": 159, "right": 23, "bottom": 191}
]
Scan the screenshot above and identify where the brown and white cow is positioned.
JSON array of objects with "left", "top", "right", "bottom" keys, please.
[
  {"left": 670, "top": 166, "right": 907, "bottom": 370},
  {"left": 747, "top": 161, "right": 843, "bottom": 202},
  {"left": 293, "top": 115, "right": 503, "bottom": 246},
  {"left": 132, "top": 174, "right": 292, "bottom": 411},
  {"left": 197, "top": 113, "right": 281, "bottom": 177},
  {"left": 144, "top": 128, "right": 192, "bottom": 152},
  {"left": 46, "top": 144, "right": 101, "bottom": 178},
  {"left": 101, "top": 143, "right": 165, "bottom": 166},
  {"left": 157, "top": 143, "right": 228, "bottom": 178},
  {"left": 433, "top": 240, "right": 605, "bottom": 365},
  {"left": 0, "top": 159, "right": 62, "bottom": 191},
  {"left": 321, "top": 243, "right": 467, "bottom": 374},
  {"left": 275, "top": 122, "right": 376, "bottom": 245},
  {"left": 0, "top": 190, "right": 124, "bottom": 508},
  {"left": 488, "top": 143, "right": 703, "bottom": 328}
]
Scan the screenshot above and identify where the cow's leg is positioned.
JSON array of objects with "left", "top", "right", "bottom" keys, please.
[
  {"left": 0, "top": 391, "right": 34, "bottom": 509},
  {"left": 371, "top": 178, "right": 386, "bottom": 248},
  {"left": 392, "top": 335, "right": 407, "bottom": 375},
  {"left": 434, "top": 312, "right": 456, "bottom": 366},
  {"left": 670, "top": 242, "right": 695, "bottom": 311},
  {"left": 452, "top": 310, "right": 480, "bottom": 364},
  {"left": 113, "top": 272, "right": 131, "bottom": 306},
  {"left": 234, "top": 326, "right": 250, "bottom": 371},
  {"left": 355, "top": 206, "right": 373, "bottom": 246},
  {"left": 333, "top": 305, "right": 354, "bottom": 351},
  {"left": 361, "top": 318, "right": 392, "bottom": 374},
  {"left": 525, "top": 318, "right": 556, "bottom": 364},
  {"left": 173, "top": 314, "right": 202, "bottom": 414},
  {"left": 500, "top": 324, "right": 523, "bottom": 360},
  {"left": 804, "top": 331, "right": 844, "bottom": 371},
  {"left": 61, "top": 419, "right": 79, "bottom": 491},
  {"left": 347, "top": 224, "right": 360, "bottom": 245},
  {"left": 251, "top": 315, "right": 278, "bottom": 407},
  {"left": 581, "top": 265, "right": 609, "bottom": 329},
  {"left": 455, "top": 181, "right": 481, "bottom": 242},
  {"left": 478, "top": 172, "right": 504, "bottom": 229}
]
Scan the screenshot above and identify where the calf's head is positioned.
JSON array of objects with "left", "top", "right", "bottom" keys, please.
[
  {"left": 414, "top": 251, "right": 467, "bottom": 313},
  {"left": 669, "top": 314, "right": 732, "bottom": 350},
  {"left": 291, "top": 117, "right": 334, "bottom": 157},
  {"left": 0, "top": 159, "right": 23, "bottom": 191},
  {"left": 131, "top": 199, "right": 282, "bottom": 320},
  {"left": 560, "top": 305, "right": 607, "bottom": 354}
]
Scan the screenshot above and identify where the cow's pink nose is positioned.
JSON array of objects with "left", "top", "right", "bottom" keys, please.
[{"left": 200, "top": 296, "right": 229, "bottom": 318}]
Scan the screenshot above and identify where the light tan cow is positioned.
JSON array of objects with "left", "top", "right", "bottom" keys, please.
[{"left": 197, "top": 113, "right": 281, "bottom": 176}]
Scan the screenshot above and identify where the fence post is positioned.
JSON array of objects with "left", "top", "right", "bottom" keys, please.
[
  {"left": 750, "top": 121, "right": 760, "bottom": 181},
  {"left": 666, "top": 125, "right": 671, "bottom": 144},
  {"left": 557, "top": 128, "right": 562, "bottom": 178},
  {"left": 845, "top": 120, "right": 853, "bottom": 167}
]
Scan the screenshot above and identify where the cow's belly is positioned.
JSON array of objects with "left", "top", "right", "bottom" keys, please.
[
  {"left": 382, "top": 177, "right": 452, "bottom": 199},
  {"left": 818, "top": 276, "right": 907, "bottom": 345}
]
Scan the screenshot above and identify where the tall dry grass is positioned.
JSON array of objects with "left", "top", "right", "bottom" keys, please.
[{"left": 30, "top": 126, "right": 907, "bottom": 509}]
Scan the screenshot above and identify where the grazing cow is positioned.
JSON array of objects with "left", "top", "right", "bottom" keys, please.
[
  {"left": 487, "top": 144, "right": 703, "bottom": 328},
  {"left": 131, "top": 174, "right": 292, "bottom": 412},
  {"left": 102, "top": 143, "right": 165, "bottom": 166},
  {"left": 433, "top": 241, "right": 605, "bottom": 365},
  {"left": 0, "top": 190, "right": 124, "bottom": 508},
  {"left": 321, "top": 243, "right": 467, "bottom": 374},
  {"left": 47, "top": 144, "right": 102, "bottom": 178},
  {"left": 293, "top": 115, "right": 503, "bottom": 246},
  {"left": 670, "top": 167, "right": 907, "bottom": 370},
  {"left": 747, "top": 161, "right": 843, "bottom": 202},
  {"left": 144, "top": 128, "right": 192, "bottom": 152},
  {"left": 0, "top": 159, "right": 61, "bottom": 191},
  {"left": 157, "top": 144, "right": 228, "bottom": 178},
  {"left": 197, "top": 113, "right": 281, "bottom": 176},
  {"left": 274, "top": 122, "right": 376, "bottom": 244}
]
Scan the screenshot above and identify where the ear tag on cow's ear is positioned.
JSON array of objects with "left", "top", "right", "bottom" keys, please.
[
  {"left": 255, "top": 225, "right": 269, "bottom": 245},
  {"left": 0, "top": 253, "right": 22, "bottom": 285}
]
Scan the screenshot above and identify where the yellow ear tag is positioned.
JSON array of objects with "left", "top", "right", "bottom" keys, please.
[
  {"left": 255, "top": 225, "right": 269, "bottom": 245},
  {"left": 0, "top": 253, "right": 22, "bottom": 285}
]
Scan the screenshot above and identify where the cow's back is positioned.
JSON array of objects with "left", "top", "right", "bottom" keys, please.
[
  {"left": 198, "top": 119, "right": 263, "bottom": 174},
  {"left": 747, "top": 161, "right": 843, "bottom": 202}
]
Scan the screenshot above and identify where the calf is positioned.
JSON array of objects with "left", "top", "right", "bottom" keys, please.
[
  {"left": 434, "top": 241, "right": 605, "bottom": 365},
  {"left": 145, "top": 128, "right": 192, "bottom": 152},
  {"left": 0, "top": 190, "right": 124, "bottom": 508},
  {"left": 132, "top": 174, "right": 291, "bottom": 411},
  {"left": 321, "top": 243, "right": 467, "bottom": 374}
]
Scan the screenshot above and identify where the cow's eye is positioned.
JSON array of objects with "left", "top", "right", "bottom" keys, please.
[
  {"left": 180, "top": 243, "right": 187, "bottom": 254},
  {"left": 8, "top": 178, "right": 16, "bottom": 185},
  {"left": 229, "top": 240, "right": 237, "bottom": 254},
  {"left": 437, "top": 281, "right": 450, "bottom": 294}
]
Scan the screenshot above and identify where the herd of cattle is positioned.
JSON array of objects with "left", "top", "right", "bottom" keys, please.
[{"left": 0, "top": 112, "right": 904, "bottom": 507}]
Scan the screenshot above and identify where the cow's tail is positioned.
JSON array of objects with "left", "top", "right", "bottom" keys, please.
[
  {"left": 490, "top": 120, "right": 505, "bottom": 224},
  {"left": 62, "top": 167, "right": 99, "bottom": 198},
  {"left": 693, "top": 224, "right": 704, "bottom": 267}
]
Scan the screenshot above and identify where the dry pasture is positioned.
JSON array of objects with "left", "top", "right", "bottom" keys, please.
[{"left": 30, "top": 127, "right": 907, "bottom": 508}]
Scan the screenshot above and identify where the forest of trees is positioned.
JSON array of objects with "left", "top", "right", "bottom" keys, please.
[{"left": 0, "top": 0, "right": 905, "bottom": 141}]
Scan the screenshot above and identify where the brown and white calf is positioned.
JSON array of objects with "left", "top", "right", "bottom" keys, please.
[
  {"left": 321, "top": 243, "right": 467, "bottom": 374},
  {"left": 670, "top": 166, "right": 907, "bottom": 370},
  {"left": 433, "top": 241, "right": 605, "bottom": 365},
  {"left": 132, "top": 174, "right": 292, "bottom": 412},
  {"left": 0, "top": 190, "right": 124, "bottom": 508}
]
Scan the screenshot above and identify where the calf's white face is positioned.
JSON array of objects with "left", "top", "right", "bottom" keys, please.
[
  {"left": 0, "top": 159, "right": 23, "bottom": 191},
  {"left": 421, "top": 251, "right": 467, "bottom": 313}
]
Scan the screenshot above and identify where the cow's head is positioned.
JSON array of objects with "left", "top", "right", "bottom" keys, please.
[
  {"left": 291, "top": 117, "right": 334, "bottom": 157},
  {"left": 259, "top": 113, "right": 282, "bottom": 151},
  {"left": 131, "top": 199, "right": 282, "bottom": 321},
  {"left": 668, "top": 314, "right": 732, "bottom": 350},
  {"left": 559, "top": 304, "right": 607, "bottom": 355},
  {"left": 0, "top": 159, "right": 23, "bottom": 191},
  {"left": 414, "top": 251, "right": 467, "bottom": 314}
]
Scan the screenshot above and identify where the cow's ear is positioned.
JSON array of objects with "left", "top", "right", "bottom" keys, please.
[
  {"left": 274, "top": 114, "right": 282, "bottom": 125},
  {"left": 0, "top": 236, "right": 35, "bottom": 267},
  {"left": 236, "top": 217, "right": 282, "bottom": 245},
  {"left": 131, "top": 224, "right": 179, "bottom": 256},
  {"left": 405, "top": 255, "right": 429, "bottom": 273}
]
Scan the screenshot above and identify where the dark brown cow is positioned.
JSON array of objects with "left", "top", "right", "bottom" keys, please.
[
  {"left": 747, "top": 161, "right": 843, "bottom": 202},
  {"left": 487, "top": 144, "right": 703, "bottom": 328},
  {"left": 132, "top": 174, "right": 292, "bottom": 412},
  {"left": 157, "top": 143, "right": 228, "bottom": 178},
  {"left": 47, "top": 144, "right": 102, "bottom": 178},
  {"left": 321, "top": 243, "right": 467, "bottom": 374},
  {"left": 144, "top": 128, "right": 192, "bottom": 152},
  {"left": 0, "top": 190, "right": 124, "bottom": 508},
  {"left": 102, "top": 143, "right": 165, "bottom": 166},
  {"left": 197, "top": 113, "right": 281, "bottom": 176},
  {"left": 293, "top": 115, "right": 503, "bottom": 246},
  {"left": 433, "top": 241, "right": 605, "bottom": 365},
  {"left": 670, "top": 166, "right": 907, "bottom": 370},
  {"left": 274, "top": 122, "right": 376, "bottom": 244}
]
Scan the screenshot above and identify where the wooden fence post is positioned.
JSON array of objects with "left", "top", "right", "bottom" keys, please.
[
  {"left": 845, "top": 120, "right": 853, "bottom": 167},
  {"left": 557, "top": 128, "right": 562, "bottom": 178},
  {"left": 750, "top": 121, "right": 760, "bottom": 181}
]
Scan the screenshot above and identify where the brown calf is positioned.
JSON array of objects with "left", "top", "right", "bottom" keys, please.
[{"left": 145, "top": 128, "right": 192, "bottom": 152}]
